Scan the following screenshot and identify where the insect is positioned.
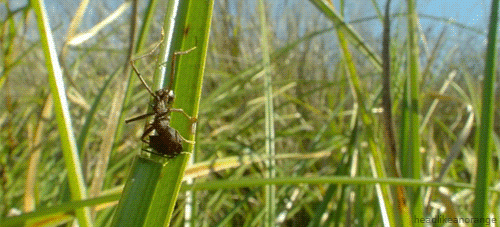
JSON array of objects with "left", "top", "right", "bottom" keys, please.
[{"left": 126, "top": 46, "right": 197, "bottom": 158}]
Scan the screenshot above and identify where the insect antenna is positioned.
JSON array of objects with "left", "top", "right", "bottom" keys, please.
[
  {"left": 130, "top": 61, "right": 156, "bottom": 99},
  {"left": 128, "top": 30, "right": 165, "bottom": 99}
]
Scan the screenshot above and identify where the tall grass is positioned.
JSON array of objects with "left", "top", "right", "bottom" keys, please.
[
  {"left": 405, "top": 0, "right": 424, "bottom": 222},
  {"left": 1, "top": 0, "right": 499, "bottom": 226},
  {"left": 30, "top": 0, "right": 92, "bottom": 225},
  {"left": 111, "top": 0, "right": 213, "bottom": 226},
  {"left": 473, "top": 0, "right": 499, "bottom": 223},
  {"left": 258, "top": 0, "right": 277, "bottom": 226}
]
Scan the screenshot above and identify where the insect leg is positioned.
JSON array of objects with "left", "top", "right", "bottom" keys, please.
[
  {"left": 166, "top": 46, "right": 197, "bottom": 92},
  {"left": 140, "top": 124, "right": 155, "bottom": 143},
  {"left": 177, "top": 132, "right": 195, "bottom": 144},
  {"left": 125, "top": 112, "right": 155, "bottom": 124},
  {"left": 170, "top": 108, "right": 197, "bottom": 123},
  {"left": 168, "top": 108, "right": 197, "bottom": 144}
]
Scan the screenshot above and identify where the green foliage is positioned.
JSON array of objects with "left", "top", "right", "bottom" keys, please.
[{"left": 0, "top": 0, "right": 499, "bottom": 226}]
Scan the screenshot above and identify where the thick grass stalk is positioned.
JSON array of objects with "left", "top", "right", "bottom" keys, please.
[
  {"left": 30, "top": 0, "right": 92, "bottom": 226},
  {"left": 405, "top": 0, "right": 423, "bottom": 221},
  {"left": 110, "top": 157, "right": 164, "bottom": 226},
  {"left": 111, "top": 0, "right": 213, "bottom": 226},
  {"left": 473, "top": 0, "right": 499, "bottom": 223},
  {"left": 258, "top": 0, "right": 276, "bottom": 226}
]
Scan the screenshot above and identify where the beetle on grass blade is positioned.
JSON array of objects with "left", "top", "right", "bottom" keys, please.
[{"left": 126, "top": 46, "right": 197, "bottom": 158}]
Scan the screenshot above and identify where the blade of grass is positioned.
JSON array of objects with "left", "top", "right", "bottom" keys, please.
[
  {"left": 188, "top": 176, "right": 500, "bottom": 192},
  {"left": 0, "top": 3, "right": 17, "bottom": 91},
  {"left": 437, "top": 109, "right": 475, "bottom": 181},
  {"left": 76, "top": 67, "right": 121, "bottom": 152},
  {"left": 66, "top": 1, "right": 131, "bottom": 46},
  {"left": 111, "top": 0, "right": 213, "bottom": 225},
  {"left": 30, "top": 0, "right": 92, "bottom": 226},
  {"left": 302, "top": 4, "right": 395, "bottom": 224},
  {"left": 60, "top": 0, "right": 89, "bottom": 60},
  {"left": 473, "top": 0, "right": 499, "bottom": 223},
  {"left": 6, "top": 172, "right": 500, "bottom": 226},
  {"left": 165, "top": 1, "right": 213, "bottom": 225},
  {"left": 258, "top": 0, "right": 276, "bottom": 226},
  {"left": 309, "top": 119, "right": 358, "bottom": 227},
  {"left": 381, "top": 1, "right": 411, "bottom": 225},
  {"left": 419, "top": 71, "right": 457, "bottom": 134},
  {"left": 24, "top": 95, "right": 53, "bottom": 212},
  {"left": 109, "top": 156, "right": 164, "bottom": 226},
  {"left": 406, "top": 0, "right": 423, "bottom": 221}
]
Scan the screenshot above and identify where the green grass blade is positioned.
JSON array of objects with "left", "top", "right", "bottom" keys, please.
[
  {"left": 169, "top": 1, "right": 213, "bottom": 134},
  {"left": 167, "top": 1, "right": 214, "bottom": 224},
  {"left": 29, "top": 0, "right": 92, "bottom": 226},
  {"left": 406, "top": 0, "right": 423, "bottom": 221},
  {"left": 473, "top": 0, "right": 499, "bottom": 223},
  {"left": 110, "top": 156, "right": 164, "bottom": 226},
  {"left": 188, "top": 176, "right": 500, "bottom": 192},
  {"left": 111, "top": 0, "right": 213, "bottom": 225},
  {"left": 258, "top": 0, "right": 276, "bottom": 226},
  {"left": 144, "top": 154, "right": 191, "bottom": 226},
  {"left": 2, "top": 193, "right": 121, "bottom": 227}
]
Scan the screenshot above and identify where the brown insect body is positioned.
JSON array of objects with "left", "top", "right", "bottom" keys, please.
[
  {"left": 139, "top": 89, "right": 183, "bottom": 157},
  {"left": 126, "top": 46, "right": 196, "bottom": 158}
]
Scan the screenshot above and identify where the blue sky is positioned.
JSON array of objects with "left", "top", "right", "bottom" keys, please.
[
  {"left": 418, "top": 0, "right": 488, "bottom": 27},
  {"left": 4, "top": 0, "right": 492, "bottom": 51},
  {"left": 416, "top": 0, "right": 490, "bottom": 48},
  {"left": 6, "top": 0, "right": 492, "bottom": 31}
]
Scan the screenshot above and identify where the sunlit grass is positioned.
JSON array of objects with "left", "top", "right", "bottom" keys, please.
[{"left": 0, "top": 0, "right": 498, "bottom": 226}]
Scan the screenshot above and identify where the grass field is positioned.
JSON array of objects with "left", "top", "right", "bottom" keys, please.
[{"left": 1, "top": 0, "right": 499, "bottom": 226}]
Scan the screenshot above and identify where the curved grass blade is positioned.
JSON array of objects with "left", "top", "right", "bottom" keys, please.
[
  {"left": 66, "top": 2, "right": 131, "bottom": 46},
  {"left": 30, "top": 0, "right": 92, "bottom": 226},
  {"left": 308, "top": 0, "right": 382, "bottom": 69}
]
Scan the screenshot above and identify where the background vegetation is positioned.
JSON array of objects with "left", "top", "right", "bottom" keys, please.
[{"left": 1, "top": 0, "right": 499, "bottom": 226}]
